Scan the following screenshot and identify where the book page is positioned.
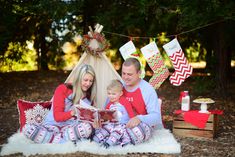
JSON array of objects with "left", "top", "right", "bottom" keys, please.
[
  {"left": 75, "top": 99, "right": 118, "bottom": 124},
  {"left": 75, "top": 99, "right": 97, "bottom": 110},
  {"left": 76, "top": 106, "right": 97, "bottom": 123},
  {"left": 98, "top": 110, "right": 118, "bottom": 124}
]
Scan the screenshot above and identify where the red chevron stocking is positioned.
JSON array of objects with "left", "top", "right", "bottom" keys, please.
[
  {"left": 141, "top": 42, "right": 169, "bottom": 89},
  {"left": 163, "top": 38, "right": 193, "bottom": 86}
]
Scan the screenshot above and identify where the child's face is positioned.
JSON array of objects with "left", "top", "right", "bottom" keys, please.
[{"left": 107, "top": 89, "right": 123, "bottom": 103}]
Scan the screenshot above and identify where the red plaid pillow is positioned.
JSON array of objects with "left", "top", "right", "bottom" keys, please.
[{"left": 17, "top": 99, "right": 52, "bottom": 132}]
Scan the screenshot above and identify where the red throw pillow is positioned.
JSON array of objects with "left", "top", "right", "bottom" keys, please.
[{"left": 17, "top": 99, "right": 52, "bottom": 132}]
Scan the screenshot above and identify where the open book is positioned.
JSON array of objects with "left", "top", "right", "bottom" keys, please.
[{"left": 74, "top": 99, "right": 118, "bottom": 124}]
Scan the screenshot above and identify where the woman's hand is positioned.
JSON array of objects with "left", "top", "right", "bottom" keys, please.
[
  {"left": 126, "top": 116, "right": 141, "bottom": 128},
  {"left": 71, "top": 110, "right": 76, "bottom": 116},
  {"left": 71, "top": 107, "right": 78, "bottom": 117}
]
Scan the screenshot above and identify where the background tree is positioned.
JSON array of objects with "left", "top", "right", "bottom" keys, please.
[
  {"left": 0, "top": 0, "right": 235, "bottom": 95},
  {"left": 177, "top": 0, "right": 235, "bottom": 95},
  {"left": 0, "top": 0, "right": 85, "bottom": 70}
]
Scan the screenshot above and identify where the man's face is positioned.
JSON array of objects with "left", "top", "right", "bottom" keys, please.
[{"left": 121, "top": 64, "right": 140, "bottom": 87}]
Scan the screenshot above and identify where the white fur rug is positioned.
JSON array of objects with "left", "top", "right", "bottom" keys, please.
[{"left": 0, "top": 129, "right": 181, "bottom": 156}]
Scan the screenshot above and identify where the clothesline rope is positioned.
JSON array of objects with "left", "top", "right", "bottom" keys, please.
[{"left": 103, "top": 16, "right": 234, "bottom": 39}]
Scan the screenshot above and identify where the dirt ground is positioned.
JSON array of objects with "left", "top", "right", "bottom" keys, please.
[{"left": 0, "top": 71, "right": 234, "bottom": 157}]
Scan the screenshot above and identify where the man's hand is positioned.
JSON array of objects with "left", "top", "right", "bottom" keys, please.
[{"left": 126, "top": 116, "right": 141, "bottom": 128}]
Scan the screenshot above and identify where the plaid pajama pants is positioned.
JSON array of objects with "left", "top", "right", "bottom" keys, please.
[
  {"left": 23, "top": 122, "right": 93, "bottom": 144},
  {"left": 92, "top": 122, "right": 153, "bottom": 147}
]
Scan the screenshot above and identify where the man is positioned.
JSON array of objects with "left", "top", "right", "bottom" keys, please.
[
  {"left": 122, "top": 57, "right": 163, "bottom": 129},
  {"left": 102, "top": 57, "right": 163, "bottom": 145}
]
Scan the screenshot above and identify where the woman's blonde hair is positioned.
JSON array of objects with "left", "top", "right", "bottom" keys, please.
[{"left": 71, "top": 64, "right": 97, "bottom": 106}]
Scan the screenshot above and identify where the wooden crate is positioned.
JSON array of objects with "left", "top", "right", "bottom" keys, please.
[{"left": 173, "top": 113, "right": 219, "bottom": 139}]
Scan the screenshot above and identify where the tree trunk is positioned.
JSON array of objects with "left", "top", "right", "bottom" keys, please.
[
  {"left": 205, "top": 46, "right": 214, "bottom": 73},
  {"left": 35, "top": 22, "right": 49, "bottom": 71},
  {"left": 201, "top": 27, "right": 216, "bottom": 74},
  {"left": 226, "top": 46, "right": 232, "bottom": 79},
  {"left": 213, "top": 23, "right": 228, "bottom": 96},
  {"left": 39, "top": 29, "right": 49, "bottom": 70}
]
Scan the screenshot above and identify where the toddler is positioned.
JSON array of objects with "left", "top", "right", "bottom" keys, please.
[{"left": 92, "top": 79, "right": 135, "bottom": 147}]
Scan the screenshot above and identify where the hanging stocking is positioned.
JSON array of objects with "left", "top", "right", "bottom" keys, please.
[
  {"left": 119, "top": 40, "right": 137, "bottom": 60},
  {"left": 163, "top": 38, "right": 193, "bottom": 86},
  {"left": 119, "top": 40, "right": 145, "bottom": 78},
  {"left": 141, "top": 42, "right": 169, "bottom": 89}
]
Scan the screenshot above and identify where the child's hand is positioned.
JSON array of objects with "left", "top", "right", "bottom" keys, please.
[{"left": 92, "top": 120, "right": 101, "bottom": 128}]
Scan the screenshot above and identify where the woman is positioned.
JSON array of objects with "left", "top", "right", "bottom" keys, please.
[{"left": 23, "top": 64, "right": 97, "bottom": 144}]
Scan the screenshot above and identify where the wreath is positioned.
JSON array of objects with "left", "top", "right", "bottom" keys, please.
[{"left": 81, "top": 32, "right": 109, "bottom": 57}]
